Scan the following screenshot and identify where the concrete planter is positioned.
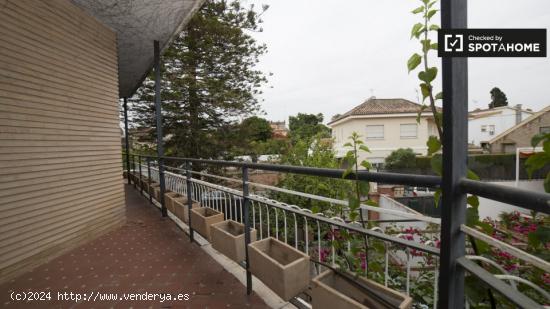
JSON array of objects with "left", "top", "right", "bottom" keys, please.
[
  {"left": 248, "top": 237, "right": 310, "bottom": 301},
  {"left": 151, "top": 184, "right": 161, "bottom": 201},
  {"left": 211, "top": 220, "right": 256, "bottom": 263},
  {"left": 164, "top": 191, "right": 180, "bottom": 213},
  {"left": 311, "top": 270, "right": 412, "bottom": 309},
  {"left": 139, "top": 177, "right": 149, "bottom": 190},
  {"left": 190, "top": 207, "right": 224, "bottom": 241},
  {"left": 175, "top": 200, "right": 199, "bottom": 223}
]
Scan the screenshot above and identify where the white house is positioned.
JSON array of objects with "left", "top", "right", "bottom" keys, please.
[
  {"left": 328, "top": 98, "right": 439, "bottom": 166},
  {"left": 468, "top": 105, "right": 533, "bottom": 146}
]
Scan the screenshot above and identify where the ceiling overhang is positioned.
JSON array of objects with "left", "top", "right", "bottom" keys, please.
[{"left": 71, "top": 0, "right": 204, "bottom": 98}]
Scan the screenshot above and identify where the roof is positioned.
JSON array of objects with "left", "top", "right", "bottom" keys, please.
[
  {"left": 488, "top": 105, "right": 550, "bottom": 144},
  {"left": 72, "top": 0, "right": 204, "bottom": 98},
  {"left": 328, "top": 98, "right": 439, "bottom": 125},
  {"left": 468, "top": 105, "right": 534, "bottom": 119}
]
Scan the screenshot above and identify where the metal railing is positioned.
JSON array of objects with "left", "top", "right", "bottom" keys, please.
[{"left": 123, "top": 153, "right": 550, "bottom": 308}]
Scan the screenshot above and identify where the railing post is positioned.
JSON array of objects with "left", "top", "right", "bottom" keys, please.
[
  {"left": 147, "top": 158, "right": 152, "bottom": 204},
  {"left": 439, "top": 0, "right": 468, "bottom": 308},
  {"left": 242, "top": 166, "right": 252, "bottom": 295},
  {"left": 138, "top": 155, "right": 143, "bottom": 195},
  {"left": 131, "top": 154, "right": 136, "bottom": 187},
  {"left": 153, "top": 40, "right": 167, "bottom": 217},
  {"left": 186, "top": 161, "right": 194, "bottom": 242},
  {"left": 123, "top": 97, "right": 130, "bottom": 184}
]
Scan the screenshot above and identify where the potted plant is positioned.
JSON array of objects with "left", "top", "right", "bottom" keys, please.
[
  {"left": 211, "top": 220, "right": 256, "bottom": 263},
  {"left": 190, "top": 207, "right": 224, "bottom": 241},
  {"left": 311, "top": 269, "right": 412, "bottom": 309},
  {"left": 248, "top": 237, "right": 310, "bottom": 301},
  {"left": 174, "top": 199, "right": 199, "bottom": 223}
]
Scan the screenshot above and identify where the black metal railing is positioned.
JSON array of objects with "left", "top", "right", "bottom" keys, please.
[{"left": 122, "top": 152, "right": 549, "bottom": 308}]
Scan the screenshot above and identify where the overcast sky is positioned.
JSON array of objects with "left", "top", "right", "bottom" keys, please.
[{"left": 246, "top": 0, "right": 550, "bottom": 123}]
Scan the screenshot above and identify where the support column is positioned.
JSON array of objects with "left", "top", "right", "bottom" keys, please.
[
  {"left": 439, "top": 0, "right": 468, "bottom": 308},
  {"left": 242, "top": 166, "right": 252, "bottom": 295},
  {"left": 154, "top": 40, "right": 167, "bottom": 217},
  {"left": 123, "top": 97, "right": 130, "bottom": 183}
]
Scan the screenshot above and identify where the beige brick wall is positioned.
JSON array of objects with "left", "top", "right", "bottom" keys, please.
[{"left": 0, "top": 0, "right": 125, "bottom": 282}]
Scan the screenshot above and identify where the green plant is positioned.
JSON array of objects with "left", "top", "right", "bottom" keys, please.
[
  {"left": 385, "top": 148, "right": 417, "bottom": 170},
  {"left": 525, "top": 132, "right": 550, "bottom": 192}
]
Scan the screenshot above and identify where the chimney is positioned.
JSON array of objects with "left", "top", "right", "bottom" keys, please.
[{"left": 515, "top": 104, "right": 522, "bottom": 124}]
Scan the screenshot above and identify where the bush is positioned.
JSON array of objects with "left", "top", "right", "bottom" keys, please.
[{"left": 384, "top": 148, "right": 417, "bottom": 170}]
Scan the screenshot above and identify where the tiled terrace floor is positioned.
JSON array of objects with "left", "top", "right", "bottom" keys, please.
[{"left": 1, "top": 184, "right": 268, "bottom": 308}]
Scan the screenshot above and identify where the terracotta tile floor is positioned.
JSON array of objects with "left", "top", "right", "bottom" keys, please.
[{"left": 0, "top": 184, "right": 269, "bottom": 309}]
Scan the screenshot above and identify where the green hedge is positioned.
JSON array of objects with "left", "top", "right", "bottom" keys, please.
[{"left": 385, "top": 154, "right": 548, "bottom": 180}]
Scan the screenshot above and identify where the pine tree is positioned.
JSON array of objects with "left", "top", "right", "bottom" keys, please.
[
  {"left": 488, "top": 87, "right": 509, "bottom": 108},
  {"left": 129, "top": 0, "right": 269, "bottom": 159}
]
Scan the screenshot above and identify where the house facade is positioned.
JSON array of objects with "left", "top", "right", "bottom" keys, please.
[
  {"left": 468, "top": 105, "right": 533, "bottom": 146},
  {"left": 328, "top": 98, "right": 439, "bottom": 165},
  {"left": 486, "top": 105, "right": 550, "bottom": 153}
]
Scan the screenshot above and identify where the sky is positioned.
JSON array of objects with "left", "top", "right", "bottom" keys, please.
[{"left": 246, "top": 0, "right": 550, "bottom": 123}]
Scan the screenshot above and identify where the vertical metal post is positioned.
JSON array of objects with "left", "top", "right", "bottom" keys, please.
[
  {"left": 439, "top": 0, "right": 468, "bottom": 308},
  {"left": 123, "top": 98, "right": 130, "bottom": 184},
  {"left": 242, "top": 166, "right": 252, "bottom": 295},
  {"left": 138, "top": 155, "right": 143, "bottom": 195},
  {"left": 154, "top": 40, "right": 167, "bottom": 217},
  {"left": 132, "top": 155, "right": 136, "bottom": 188},
  {"left": 147, "top": 158, "right": 152, "bottom": 204},
  {"left": 186, "top": 161, "right": 194, "bottom": 242}
]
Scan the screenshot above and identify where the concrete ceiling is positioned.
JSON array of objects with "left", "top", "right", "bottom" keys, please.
[{"left": 72, "top": 0, "right": 203, "bottom": 98}]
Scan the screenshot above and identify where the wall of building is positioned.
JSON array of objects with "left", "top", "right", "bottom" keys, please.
[
  {"left": 331, "top": 115, "right": 433, "bottom": 164},
  {"left": 0, "top": 0, "right": 125, "bottom": 281},
  {"left": 489, "top": 110, "right": 550, "bottom": 153},
  {"left": 468, "top": 107, "right": 532, "bottom": 146}
]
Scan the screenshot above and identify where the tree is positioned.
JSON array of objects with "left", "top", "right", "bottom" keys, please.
[
  {"left": 240, "top": 116, "right": 272, "bottom": 142},
  {"left": 288, "top": 113, "right": 330, "bottom": 143},
  {"left": 488, "top": 87, "right": 508, "bottom": 108},
  {"left": 384, "top": 148, "right": 417, "bottom": 170},
  {"left": 130, "top": 0, "right": 269, "bottom": 159},
  {"left": 273, "top": 136, "right": 350, "bottom": 214}
]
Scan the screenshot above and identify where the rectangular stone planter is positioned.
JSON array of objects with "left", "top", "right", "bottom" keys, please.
[
  {"left": 248, "top": 237, "right": 310, "bottom": 301},
  {"left": 151, "top": 184, "right": 161, "bottom": 201},
  {"left": 164, "top": 191, "right": 180, "bottom": 213},
  {"left": 174, "top": 200, "right": 198, "bottom": 223},
  {"left": 211, "top": 220, "right": 256, "bottom": 263},
  {"left": 311, "top": 270, "right": 412, "bottom": 309},
  {"left": 190, "top": 207, "right": 224, "bottom": 241}
]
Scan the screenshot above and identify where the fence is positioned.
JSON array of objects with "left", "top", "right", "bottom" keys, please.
[{"left": 123, "top": 153, "right": 549, "bottom": 308}]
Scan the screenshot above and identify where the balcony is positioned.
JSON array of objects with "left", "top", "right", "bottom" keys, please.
[{"left": 0, "top": 184, "right": 271, "bottom": 308}]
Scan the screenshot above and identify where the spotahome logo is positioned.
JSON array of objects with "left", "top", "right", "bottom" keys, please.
[{"left": 438, "top": 29, "right": 546, "bottom": 57}]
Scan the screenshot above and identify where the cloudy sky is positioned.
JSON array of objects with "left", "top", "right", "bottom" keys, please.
[{"left": 246, "top": 0, "right": 550, "bottom": 123}]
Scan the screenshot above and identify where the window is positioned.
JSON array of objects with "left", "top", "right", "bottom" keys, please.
[
  {"left": 488, "top": 125, "right": 495, "bottom": 135},
  {"left": 481, "top": 125, "right": 487, "bottom": 132},
  {"left": 400, "top": 123, "right": 418, "bottom": 139},
  {"left": 365, "top": 125, "right": 384, "bottom": 139},
  {"left": 540, "top": 126, "right": 550, "bottom": 134}
]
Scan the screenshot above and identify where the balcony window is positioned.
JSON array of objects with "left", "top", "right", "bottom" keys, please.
[
  {"left": 400, "top": 123, "right": 418, "bottom": 139},
  {"left": 365, "top": 125, "right": 384, "bottom": 140}
]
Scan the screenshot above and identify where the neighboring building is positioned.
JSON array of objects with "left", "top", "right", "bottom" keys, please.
[
  {"left": 269, "top": 121, "right": 289, "bottom": 139},
  {"left": 485, "top": 105, "right": 550, "bottom": 153},
  {"left": 328, "top": 98, "right": 439, "bottom": 166},
  {"left": 0, "top": 0, "right": 200, "bottom": 281},
  {"left": 468, "top": 105, "right": 533, "bottom": 146}
]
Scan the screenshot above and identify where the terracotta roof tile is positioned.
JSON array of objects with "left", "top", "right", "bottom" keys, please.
[{"left": 330, "top": 98, "right": 439, "bottom": 124}]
